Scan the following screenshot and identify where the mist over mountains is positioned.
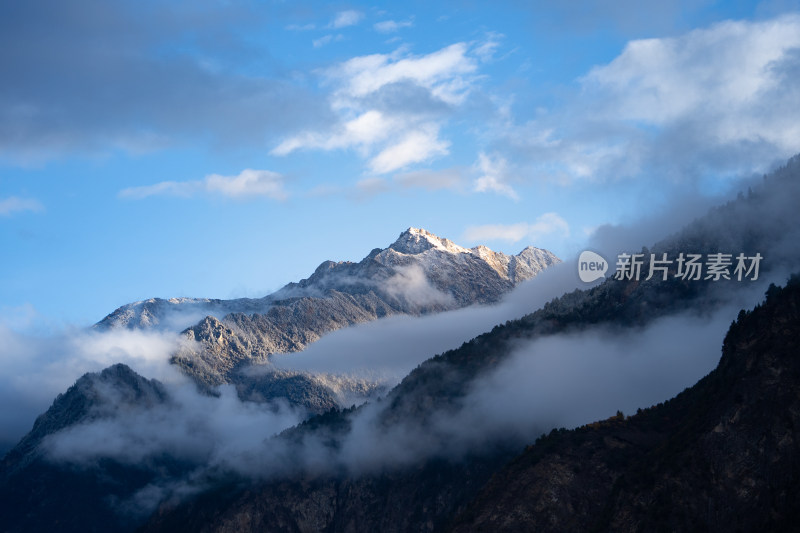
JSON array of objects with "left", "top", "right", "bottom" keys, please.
[
  {"left": 0, "top": 228, "right": 559, "bottom": 451},
  {"left": 118, "top": 228, "right": 560, "bottom": 414},
  {"left": 5, "top": 1, "right": 800, "bottom": 531},
  {"left": 2, "top": 155, "right": 800, "bottom": 532},
  {"left": 450, "top": 275, "right": 800, "bottom": 532}
]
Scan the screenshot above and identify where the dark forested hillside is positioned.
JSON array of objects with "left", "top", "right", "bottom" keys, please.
[{"left": 452, "top": 275, "right": 800, "bottom": 532}]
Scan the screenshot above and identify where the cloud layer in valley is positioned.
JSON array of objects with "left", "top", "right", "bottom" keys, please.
[
  {"left": 33, "top": 276, "right": 775, "bottom": 518},
  {"left": 6, "top": 156, "right": 800, "bottom": 518}
]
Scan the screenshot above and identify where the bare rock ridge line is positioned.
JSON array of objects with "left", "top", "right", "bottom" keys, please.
[
  {"left": 96, "top": 227, "right": 559, "bottom": 331},
  {"left": 96, "top": 228, "right": 561, "bottom": 409}
]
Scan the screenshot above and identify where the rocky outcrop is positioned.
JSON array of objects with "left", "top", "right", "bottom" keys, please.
[{"left": 167, "top": 229, "right": 559, "bottom": 406}]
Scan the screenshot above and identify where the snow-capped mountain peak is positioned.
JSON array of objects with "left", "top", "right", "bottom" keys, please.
[
  {"left": 385, "top": 228, "right": 560, "bottom": 283},
  {"left": 98, "top": 227, "right": 561, "bottom": 331},
  {"left": 389, "top": 227, "right": 472, "bottom": 256}
]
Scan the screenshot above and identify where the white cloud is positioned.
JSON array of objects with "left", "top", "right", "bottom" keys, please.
[
  {"left": 463, "top": 213, "right": 570, "bottom": 244},
  {"left": 354, "top": 177, "right": 390, "bottom": 197},
  {"left": 382, "top": 265, "right": 455, "bottom": 310},
  {"left": 473, "top": 152, "right": 518, "bottom": 200},
  {"left": 286, "top": 23, "right": 315, "bottom": 31},
  {"left": 393, "top": 167, "right": 465, "bottom": 191},
  {"left": 369, "top": 125, "right": 450, "bottom": 174},
  {"left": 0, "top": 196, "right": 44, "bottom": 216},
  {"left": 272, "top": 110, "right": 395, "bottom": 156},
  {"left": 204, "top": 170, "right": 286, "bottom": 199},
  {"left": 502, "top": 14, "right": 800, "bottom": 183},
  {"left": 330, "top": 10, "right": 363, "bottom": 29},
  {"left": 373, "top": 19, "right": 414, "bottom": 33},
  {"left": 474, "top": 175, "right": 518, "bottom": 199},
  {"left": 119, "top": 180, "right": 200, "bottom": 199},
  {"left": 330, "top": 42, "right": 477, "bottom": 105},
  {"left": 271, "top": 42, "right": 485, "bottom": 178},
  {"left": 528, "top": 213, "right": 571, "bottom": 240},
  {"left": 313, "top": 35, "right": 332, "bottom": 48},
  {"left": 313, "top": 34, "right": 343, "bottom": 48},
  {"left": 273, "top": 263, "right": 579, "bottom": 379},
  {"left": 119, "top": 169, "right": 287, "bottom": 201},
  {"left": 0, "top": 321, "right": 188, "bottom": 446},
  {"left": 464, "top": 222, "right": 530, "bottom": 243},
  {"left": 583, "top": 16, "right": 800, "bottom": 127},
  {"left": 473, "top": 32, "right": 503, "bottom": 62}
]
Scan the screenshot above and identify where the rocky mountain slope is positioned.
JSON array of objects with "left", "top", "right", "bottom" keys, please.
[
  {"left": 129, "top": 229, "right": 559, "bottom": 409},
  {"left": 94, "top": 296, "right": 272, "bottom": 331}
]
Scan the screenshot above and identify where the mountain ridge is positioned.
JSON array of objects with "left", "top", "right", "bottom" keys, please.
[
  {"left": 97, "top": 227, "right": 559, "bottom": 331},
  {"left": 159, "top": 228, "right": 559, "bottom": 409}
]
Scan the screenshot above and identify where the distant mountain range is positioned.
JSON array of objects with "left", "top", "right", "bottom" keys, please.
[
  {"left": 97, "top": 227, "right": 558, "bottom": 332},
  {"left": 99, "top": 227, "right": 560, "bottom": 412},
  {"left": 2, "top": 156, "right": 800, "bottom": 532}
]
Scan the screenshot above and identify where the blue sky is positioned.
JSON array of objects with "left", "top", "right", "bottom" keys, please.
[{"left": 2, "top": 0, "right": 799, "bottom": 326}]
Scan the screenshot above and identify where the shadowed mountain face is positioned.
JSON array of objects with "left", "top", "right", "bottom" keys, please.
[
  {"left": 1, "top": 364, "right": 168, "bottom": 475},
  {"left": 451, "top": 276, "right": 800, "bottom": 533},
  {"left": 0, "top": 365, "right": 175, "bottom": 533}
]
